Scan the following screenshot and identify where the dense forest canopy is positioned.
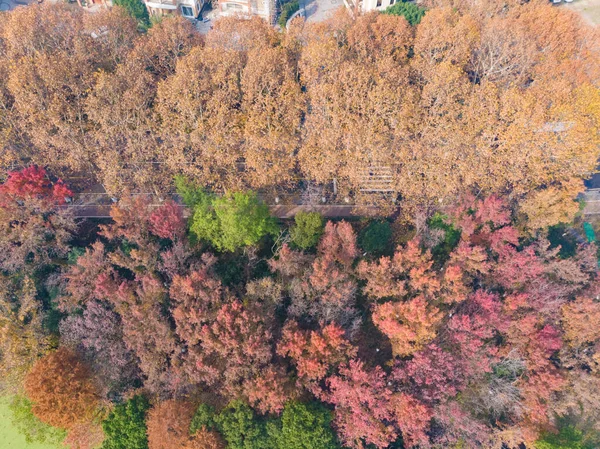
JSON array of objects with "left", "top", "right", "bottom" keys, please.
[
  {"left": 1, "top": 0, "right": 600, "bottom": 448},
  {"left": 0, "top": 0, "right": 598, "bottom": 223},
  {"left": 1, "top": 164, "right": 600, "bottom": 449}
]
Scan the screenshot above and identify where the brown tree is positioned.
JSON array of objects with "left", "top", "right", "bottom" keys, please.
[
  {"left": 23, "top": 348, "right": 99, "bottom": 430},
  {"left": 147, "top": 400, "right": 196, "bottom": 449}
]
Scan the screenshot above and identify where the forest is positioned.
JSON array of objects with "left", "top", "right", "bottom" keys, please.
[
  {"left": 1, "top": 0, "right": 600, "bottom": 448},
  {"left": 0, "top": 0, "right": 598, "bottom": 222},
  {"left": 1, "top": 165, "right": 600, "bottom": 449}
]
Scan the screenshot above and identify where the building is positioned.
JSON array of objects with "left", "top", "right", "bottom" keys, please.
[
  {"left": 359, "top": 0, "right": 396, "bottom": 11},
  {"left": 217, "top": 0, "right": 276, "bottom": 23},
  {"left": 144, "top": 0, "right": 204, "bottom": 19}
]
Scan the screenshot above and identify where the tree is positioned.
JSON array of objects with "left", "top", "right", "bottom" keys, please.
[
  {"left": 290, "top": 212, "right": 324, "bottom": 250},
  {"left": 191, "top": 191, "right": 278, "bottom": 252},
  {"left": 269, "top": 402, "right": 340, "bottom": 449},
  {"left": 148, "top": 201, "right": 186, "bottom": 240},
  {"left": 0, "top": 166, "right": 75, "bottom": 273},
  {"left": 384, "top": 1, "right": 426, "bottom": 25},
  {"left": 214, "top": 401, "right": 272, "bottom": 449},
  {"left": 112, "top": 0, "right": 149, "bottom": 28},
  {"left": 24, "top": 348, "right": 99, "bottom": 430},
  {"left": 59, "top": 300, "right": 141, "bottom": 398},
  {"left": 277, "top": 320, "right": 357, "bottom": 384},
  {"left": 358, "top": 220, "right": 392, "bottom": 254},
  {"left": 372, "top": 297, "right": 443, "bottom": 357},
  {"left": 536, "top": 424, "right": 595, "bottom": 449},
  {"left": 147, "top": 400, "right": 196, "bottom": 449},
  {"left": 324, "top": 360, "right": 396, "bottom": 449},
  {"left": 184, "top": 428, "right": 226, "bottom": 449},
  {"left": 0, "top": 276, "right": 50, "bottom": 392},
  {"left": 102, "top": 395, "right": 150, "bottom": 449}
]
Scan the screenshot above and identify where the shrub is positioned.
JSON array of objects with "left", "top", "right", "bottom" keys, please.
[
  {"left": 359, "top": 220, "right": 392, "bottom": 254},
  {"left": 290, "top": 212, "right": 324, "bottom": 250},
  {"left": 383, "top": 1, "right": 425, "bottom": 25}
]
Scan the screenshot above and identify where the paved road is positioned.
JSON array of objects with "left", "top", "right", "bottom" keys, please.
[
  {"left": 304, "top": 0, "right": 344, "bottom": 23},
  {"left": 63, "top": 202, "right": 364, "bottom": 219}
]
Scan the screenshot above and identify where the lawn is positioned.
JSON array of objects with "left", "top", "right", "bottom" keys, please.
[{"left": 0, "top": 397, "right": 63, "bottom": 449}]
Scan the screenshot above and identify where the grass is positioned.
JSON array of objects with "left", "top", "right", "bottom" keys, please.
[{"left": 0, "top": 396, "right": 63, "bottom": 449}]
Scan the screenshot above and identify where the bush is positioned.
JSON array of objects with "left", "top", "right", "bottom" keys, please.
[
  {"left": 268, "top": 402, "right": 340, "bottom": 449},
  {"left": 383, "top": 1, "right": 425, "bottom": 25},
  {"left": 278, "top": 0, "right": 300, "bottom": 28},
  {"left": 102, "top": 395, "right": 150, "bottom": 449},
  {"left": 359, "top": 220, "right": 392, "bottom": 254},
  {"left": 290, "top": 212, "right": 324, "bottom": 250}
]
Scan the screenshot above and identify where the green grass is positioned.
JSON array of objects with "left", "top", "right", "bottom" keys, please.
[{"left": 0, "top": 396, "right": 63, "bottom": 449}]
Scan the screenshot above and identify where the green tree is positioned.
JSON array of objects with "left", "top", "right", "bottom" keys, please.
[
  {"left": 8, "top": 395, "right": 66, "bottom": 445},
  {"left": 535, "top": 425, "right": 595, "bottom": 449},
  {"left": 268, "top": 402, "right": 340, "bottom": 449},
  {"left": 188, "top": 189, "right": 278, "bottom": 252},
  {"left": 190, "top": 403, "right": 218, "bottom": 434},
  {"left": 112, "top": 0, "right": 149, "bottom": 29},
  {"left": 102, "top": 395, "right": 150, "bottom": 449},
  {"left": 383, "top": 1, "right": 425, "bottom": 25},
  {"left": 359, "top": 220, "right": 392, "bottom": 254},
  {"left": 214, "top": 401, "right": 272, "bottom": 449},
  {"left": 290, "top": 212, "right": 324, "bottom": 250}
]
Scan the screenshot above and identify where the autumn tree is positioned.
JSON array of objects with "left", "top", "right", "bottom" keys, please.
[
  {"left": 0, "top": 166, "right": 75, "bottom": 273},
  {"left": 60, "top": 300, "right": 141, "bottom": 398},
  {"left": 0, "top": 276, "right": 50, "bottom": 392},
  {"left": 147, "top": 400, "right": 196, "bottom": 449},
  {"left": 24, "top": 348, "right": 100, "bottom": 430}
]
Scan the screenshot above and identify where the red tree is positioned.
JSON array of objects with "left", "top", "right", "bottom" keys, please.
[{"left": 324, "top": 359, "right": 396, "bottom": 449}]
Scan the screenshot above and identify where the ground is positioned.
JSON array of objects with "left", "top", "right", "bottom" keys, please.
[
  {"left": 561, "top": 0, "right": 600, "bottom": 25},
  {"left": 303, "top": 0, "right": 343, "bottom": 23},
  {"left": 0, "top": 397, "right": 62, "bottom": 449}
]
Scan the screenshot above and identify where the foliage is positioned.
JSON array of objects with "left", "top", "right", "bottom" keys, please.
[
  {"left": 24, "top": 348, "right": 99, "bottom": 430},
  {"left": 188, "top": 189, "right": 278, "bottom": 252},
  {"left": 101, "top": 395, "right": 150, "bottom": 449},
  {"left": 278, "top": 0, "right": 300, "bottom": 28},
  {"left": 112, "top": 0, "right": 149, "bottom": 28},
  {"left": 214, "top": 401, "right": 271, "bottom": 449},
  {"left": 0, "top": 166, "right": 76, "bottom": 273},
  {"left": 147, "top": 400, "right": 196, "bottom": 449},
  {"left": 383, "top": 1, "right": 426, "bottom": 25},
  {"left": 268, "top": 401, "right": 340, "bottom": 449},
  {"left": 358, "top": 220, "right": 392, "bottom": 254},
  {"left": 5, "top": 187, "right": 600, "bottom": 449},
  {"left": 428, "top": 212, "right": 461, "bottom": 263},
  {"left": 0, "top": 276, "right": 50, "bottom": 393},
  {"left": 8, "top": 395, "right": 66, "bottom": 445},
  {"left": 290, "top": 212, "right": 324, "bottom": 250},
  {"left": 535, "top": 425, "right": 595, "bottom": 449},
  {"left": 190, "top": 404, "right": 218, "bottom": 434}
]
